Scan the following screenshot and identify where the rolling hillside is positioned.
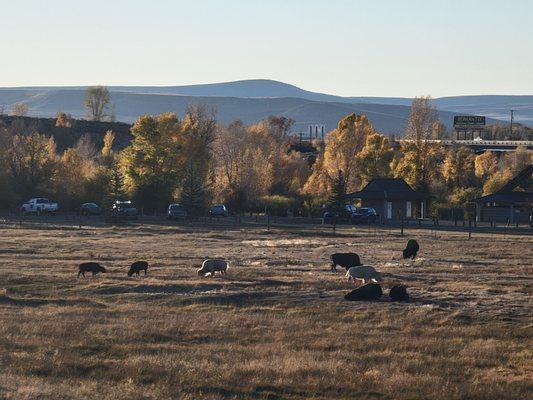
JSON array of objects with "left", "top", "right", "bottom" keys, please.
[{"left": 1, "top": 80, "right": 528, "bottom": 135}]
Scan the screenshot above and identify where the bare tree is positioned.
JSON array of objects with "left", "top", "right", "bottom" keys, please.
[
  {"left": 405, "top": 96, "right": 438, "bottom": 142},
  {"left": 214, "top": 120, "right": 273, "bottom": 209},
  {"left": 181, "top": 104, "right": 217, "bottom": 148},
  {"left": 401, "top": 96, "right": 441, "bottom": 191},
  {"left": 266, "top": 115, "right": 294, "bottom": 144},
  {"left": 84, "top": 86, "right": 112, "bottom": 121}
]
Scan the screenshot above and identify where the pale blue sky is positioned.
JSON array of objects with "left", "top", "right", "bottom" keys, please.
[{"left": 1, "top": 0, "right": 532, "bottom": 97}]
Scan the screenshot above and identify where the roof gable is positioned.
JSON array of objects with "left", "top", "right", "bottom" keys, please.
[
  {"left": 363, "top": 178, "right": 415, "bottom": 192},
  {"left": 347, "top": 178, "right": 427, "bottom": 200},
  {"left": 497, "top": 164, "right": 532, "bottom": 194}
]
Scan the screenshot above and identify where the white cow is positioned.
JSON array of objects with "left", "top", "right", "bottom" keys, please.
[
  {"left": 197, "top": 259, "right": 229, "bottom": 277},
  {"left": 345, "top": 266, "right": 382, "bottom": 286}
]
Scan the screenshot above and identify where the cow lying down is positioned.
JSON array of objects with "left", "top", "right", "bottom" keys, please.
[{"left": 344, "top": 283, "right": 383, "bottom": 301}]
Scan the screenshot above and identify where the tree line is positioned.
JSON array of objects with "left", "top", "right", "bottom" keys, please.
[{"left": 0, "top": 92, "right": 531, "bottom": 218}]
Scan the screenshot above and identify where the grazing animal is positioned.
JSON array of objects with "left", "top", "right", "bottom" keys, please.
[
  {"left": 128, "top": 261, "right": 149, "bottom": 277},
  {"left": 197, "top": 259, "right": 229, "bottom": 277},
  {"left": 344, "top": 283, "right": 383, "bottom": 301},
  {"left": 330, "top": 253, "right": 362, "bottom": 272},
  {"left": 389, "top": 285, "right": 409, "bottom": 302},
  {"left": 403, "top": 239, "right": 420, "bottom": 260},
  {"left": 78, "top": 262, "right": 106, "bottom": 278},
  {"left": 345, "top": 266, "right": 382, "bottom": 285}
]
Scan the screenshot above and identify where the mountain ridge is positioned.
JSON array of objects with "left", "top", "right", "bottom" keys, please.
[{"left": 1, "top": 79, "right": 530, "bottom": 133}]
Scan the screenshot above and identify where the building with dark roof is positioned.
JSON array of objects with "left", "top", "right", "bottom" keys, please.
[
  {"left": 346, "top": 178, "right": 430, "bottom": 221},
  {"left": 473, "top": 165, "right": 533, "bottom": 224}
]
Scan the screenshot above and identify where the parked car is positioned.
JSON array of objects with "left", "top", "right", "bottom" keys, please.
[
  {"left": 209, "top": 204, "right": 229, "bottom": 217},
  {"left": 111, "top": 200, "right": 138, "bottom": 219},
  {"left": 323, "top": 205, "right": 356, "bottom": 224},
  {"left": 21, "top": 198, "right": 58, "bottom": 215},
  {"left": 167, "top": 203, "right": 187, "bottom": 220},
  {"left": 80, "top": 203, "right": 101, "bottom": 216},
  {"left": 352, "top": 207, "right": 378, "bottom": 224}
]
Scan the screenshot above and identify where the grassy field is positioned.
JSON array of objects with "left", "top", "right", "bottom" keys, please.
[{"left": 0, "top": 220, "right": 531, "bottom": 399}]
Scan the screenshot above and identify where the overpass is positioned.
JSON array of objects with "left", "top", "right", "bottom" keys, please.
[{"left": 398, "top": 139, "right": 533, "bottom": 153}]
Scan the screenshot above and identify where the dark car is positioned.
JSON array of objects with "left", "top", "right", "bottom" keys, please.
[
  {"left": 209, "top": 204, "right": 229, "bottom": 217},
  {"left": 167, "top": 203, "right": 187, "bottom": 220},
  {"left": 323, "top": 205, "right": 357, "bottom": 224},
  {"left": 80, "top": 203, "right": 101, "bottom": 216},
  {"left": 352, "top": 207, "right": 378, "bottom": 224},
  {"left": 112, "top": 200, "right": 138, "bottom": 219}
]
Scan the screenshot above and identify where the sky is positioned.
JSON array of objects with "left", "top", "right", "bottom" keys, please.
[{"left": 1, "top": 0, "right": 532, "bottom": 97}]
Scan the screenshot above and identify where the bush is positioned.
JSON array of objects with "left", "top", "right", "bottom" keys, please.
[{"left": 258, "top": 195, "right": 299, "bottom": 217}]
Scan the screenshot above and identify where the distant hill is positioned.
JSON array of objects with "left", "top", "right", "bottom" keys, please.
[
  {"left": 0, "top": 88, "right": 505, "bottom": 136},
  {"left": 1, "top": 79, "right": 529, "bottom": 135},
  {"left": 107, "top": 80, "right": 533, "bottom": 126}
]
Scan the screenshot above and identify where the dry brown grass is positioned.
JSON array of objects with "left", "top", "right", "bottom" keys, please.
[{"left": 0, "top": 221, "right": 531, "bottom": 399}]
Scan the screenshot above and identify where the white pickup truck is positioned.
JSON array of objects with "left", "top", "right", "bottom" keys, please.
[{"left": 21, "top": 198, "right": 58, "bottom": 215}]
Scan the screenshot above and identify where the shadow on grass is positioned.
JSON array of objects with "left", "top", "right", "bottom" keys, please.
[
  {"left": 194, "top": 385, "right": 392, "bottom": 400},
  {"left": 0, "top": 294, "right": 106, "bottom": 308},
  {"left": 93, "top": 283, "right": 223, "bottom": 295},
  {"left": 180, "top": 291, "right": 279, "bottom": 307}
]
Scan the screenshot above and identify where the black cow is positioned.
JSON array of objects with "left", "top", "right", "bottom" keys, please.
[
  {"left": 389, "top": 285, "right": 409, "bottom": 302},
  {"left": 128, "top": 261, "right": 149, "bottom": 277},
  {"left": 78, "top": 262, "right": 106, "bottom": 278},
  {"left": 344, "top": 283, "right": 383, "bottom": 301},
  {"left": 402, "top": 239, "right": 420, "bottom": 260},
  {"left": 330, "top": 253, "right": 362, "bottom": 272}
]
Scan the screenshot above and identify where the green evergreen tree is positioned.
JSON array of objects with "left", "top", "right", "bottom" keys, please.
[
  {"left": 102, "top": 161, "right": 125, "bottom": 211},
  {"left": 179, "top": 161, "right": 210, "bottom": 218},
  {"left": 327, "top": 170, "right": 347, "bottom": 213}
]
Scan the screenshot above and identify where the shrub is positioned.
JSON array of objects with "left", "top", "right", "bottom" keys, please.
[{"left": 258, "top": 195, "right": 299, "bottom": 217}]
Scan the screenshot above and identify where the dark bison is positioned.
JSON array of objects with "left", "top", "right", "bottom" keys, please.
[
  {"left": 403, "top": 239, "right": 420, "bottom": 260},
  {"left": 389, "top": 285, "right": 409, "bottom": 302},
  {"left": 344, "top": 283, "right": 383, "bottom": 301},
  {"left": 78, "top": 262, "right": 106, "bottom": 278},
  {"left": 330, "top": 253, "right": 362, "bottom": 272},
  {"left": 128, "top": 261, "right": 149, "bottom": 277}
]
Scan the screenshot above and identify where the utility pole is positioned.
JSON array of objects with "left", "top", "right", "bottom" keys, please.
[{"left": 510, "top": 109, "right": 514, "bottom": 137}]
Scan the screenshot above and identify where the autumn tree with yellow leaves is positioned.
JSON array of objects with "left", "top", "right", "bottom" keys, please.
[{"left": 303, "top": 113, "right": 378, "bottom": 200}]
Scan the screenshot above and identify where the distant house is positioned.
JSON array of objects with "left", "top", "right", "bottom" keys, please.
[
  {"left": 473, "top": 165, "right": 533, "bottom": 224},
  {"left": 346, "top": 178, "right": 430, "bottom": 221}
]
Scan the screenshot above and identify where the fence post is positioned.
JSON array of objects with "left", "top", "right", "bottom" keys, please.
[
  {"left": 468, "top": 220, "right": 472, "bottom": 240},
  {"left": 267, "top": 213, "right": 270, "bottom": 231},
  {"left": 401, "top": 218, "right": 404, "bottom": 236}
]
